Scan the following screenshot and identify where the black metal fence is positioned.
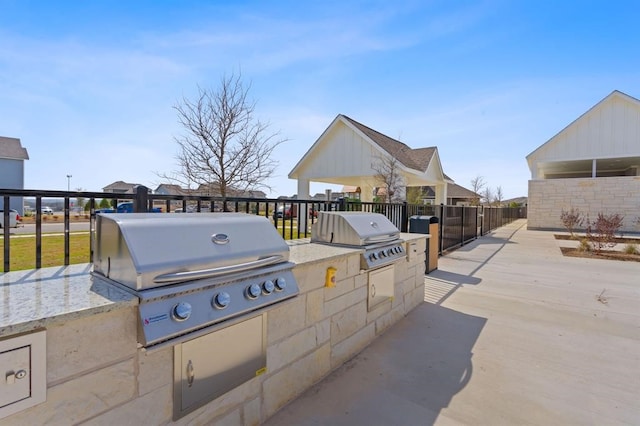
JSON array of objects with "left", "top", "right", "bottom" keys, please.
[{"left": 0, "top": 187, "right": 526, "bottom": 272}]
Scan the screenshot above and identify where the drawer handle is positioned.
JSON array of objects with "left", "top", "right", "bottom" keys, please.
[{"left": 187, "top": 360, "right": 194, "bottom": 387}]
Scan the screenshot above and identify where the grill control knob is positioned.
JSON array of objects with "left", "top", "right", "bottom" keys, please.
[
  {"left": 213, "top": 292, "right": 231, "bottom": 309},
  {"left": 369, "top": 253, "right": 377, "bottom": 261},
  {"left": 263, "top": 280, "right": 275, "bottom": 294},
  {"left": 387, "top": 249, "right": 394, "bottom": 256},
  {"left": 379, "top": 251, "right": 386, "bottom": 258},
  {"left": 172, "top": 302, "right": 192, "bottom": 321},
  {"left": 397, "top": 246, "right": 404, "bottom": 253},
  {"left": 275, "top": 277, "right": 287, "bottom": 291},
  {"left": 247, "top": 283, "right": 262, "bottom": 299}
]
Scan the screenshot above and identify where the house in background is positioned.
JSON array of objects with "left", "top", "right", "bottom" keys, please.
[
  {"left": 420, "top": 182, "right": 479, "bottom": 206},
  {"left": 526, "top": 90, "right": 640, "bottom": 232},
  {"left": 289, "top": 114, "right": 450, "bottom": 203},
  {"left": 0, "top": 136, "right": 29, "bottom": 214},
  {"left": 194, "top": 183, "right": 267, "bottom": 199},
  {"left": 341, "top": 185, "right": 361, "bottom": 200},
  {"left": 502, "top": 196, "right": 528, "bottom": 207},
  {"left": 155, "top": 184, "right": 187, "bottom": 196},
  {"left": 102, "top": 181, "right": 140, "bottom": 194}
]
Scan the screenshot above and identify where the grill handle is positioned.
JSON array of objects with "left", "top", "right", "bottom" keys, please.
[
  {"left": 364, "top": 234, "right": 398, "bottom": 244},
  {"left": 153, "top": 255, "right": 284, "bottom": 284}
]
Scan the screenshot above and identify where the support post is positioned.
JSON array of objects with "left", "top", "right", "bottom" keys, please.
[
  {"left": 439, "top": 203, "right": 444, "bottom": 254},
  {"left": 401, "top": 201, "right": 408, "bottom": 232},
  {"left": 134, "top": 185, "right": 150, "bottom": 213}
]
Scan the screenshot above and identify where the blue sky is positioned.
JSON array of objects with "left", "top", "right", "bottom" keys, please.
[{"left": 1, "top": 1, "right": 639, "bottom": 199}]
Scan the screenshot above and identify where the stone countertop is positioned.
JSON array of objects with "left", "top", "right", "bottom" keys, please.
[
  {"left": 0, "top": 264, "right": 137, "bottom": 337},
  {"left": 287, "top": 233, "right": 428, "bottom": 265},
  {"left": 400, "top": 232, "right": 431, "bottom": 242},
  {"left": 0, "top": 233, "right": 428, "bottom": 338},
  {"left": 287, "top": 239, "right": 363, "bottom": 265}
]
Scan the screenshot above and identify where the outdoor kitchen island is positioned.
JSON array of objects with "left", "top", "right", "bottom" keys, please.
[{"left": 0, "top": 233, "right": 427, "bottom": 425}]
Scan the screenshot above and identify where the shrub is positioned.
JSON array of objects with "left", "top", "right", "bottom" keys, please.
[
  {"left": 623, "top": 243, "right": 639, "bottom": 255},
  {"left": 585, "top": 213, "right": 624, "bottom": 253},
  {"left": 578, "top": 238, "right": 592, "bottom": 252},
  {"left": 560, "top": 207, "right": 584, "bottom": 238}
]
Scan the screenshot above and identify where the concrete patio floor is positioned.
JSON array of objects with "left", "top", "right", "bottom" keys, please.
[{"left": 264, "top": 219, "right": 640, "bottom": 425}]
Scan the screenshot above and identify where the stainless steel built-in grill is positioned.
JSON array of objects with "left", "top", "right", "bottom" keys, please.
[
  {"left": 92, "top": 213, "right": 299, "bottom": 348},
  {"left": 311, "top": 211, "right": 406, "bottom": 269}
]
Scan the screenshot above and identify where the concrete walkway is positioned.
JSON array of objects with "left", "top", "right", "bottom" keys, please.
[{"left": 265, "top": 220, "right": 640, "bottom": 425}]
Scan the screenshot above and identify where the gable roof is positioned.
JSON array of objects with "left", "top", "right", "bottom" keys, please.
[
  {"left": 526, "top": 90, "right": 640, "bottom": 160},
  {"left": 103, "top": 181, "right": 139, "bottom": 192},
  {"left": 155, "top": 184, "right": 185, "bottom": 195},
  {"left": 0, "top": 136, "right": 29, "bottom": 160},
  {"left": 341, "top": 115, "right": 436, "bottom": 172},
  {"left": 446, "top": 183, "right": 479, "bottom": 199},
  {"left": 422, "top": 183, "right": 478, "bottom": 199}
]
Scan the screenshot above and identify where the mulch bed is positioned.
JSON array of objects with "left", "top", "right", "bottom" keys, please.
[
  {"left": 554, "top": 234, "right": 640, "bottom": 244},
  {"left": 559, "top": 245, "right": 640, "bottom": 263}
]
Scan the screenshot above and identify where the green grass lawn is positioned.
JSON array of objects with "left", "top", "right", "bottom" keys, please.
[
  {"left": 1, "top": 222, "right": 308, "bottom": 272},
  {"left": 1, "top": 233, "right": 91, "bottom": 272}
]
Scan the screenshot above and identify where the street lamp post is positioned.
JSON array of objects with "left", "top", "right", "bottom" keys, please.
[{"left": 66, "top": 174, "right": 72, "bottom": 192}]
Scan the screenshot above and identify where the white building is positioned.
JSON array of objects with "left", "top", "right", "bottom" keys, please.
[
  {"left": 526, "top": 90, "right": 640, "bottom": 232},
  {"left": 289, "top": 114, "right": 449, "bottom": 203}
]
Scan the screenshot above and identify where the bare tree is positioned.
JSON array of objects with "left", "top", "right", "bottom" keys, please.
[
  {"left": 372, "top": 155, "right": 405, "bottom": 203},
  {"left": 160, "top": 72, "right": 285, "bottom": 199},
  {"left": 481, "top": 187, "right": 493, "bottom": 206},
  {"left": 74, "top": 187, "right": 85, "bottom": 214},
  {"left": 405, "top": 186, "right": 424, "bottom": 204},
  {"left": 494, "top": 186, "right": 503, "bottom": 206},
  {"left": 470, "top": 175, "right": 485, "bottom": 206}
]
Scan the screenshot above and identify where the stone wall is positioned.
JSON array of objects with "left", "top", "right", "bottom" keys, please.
[
  {"left": 1, "top": 237, "right": 427, "bottom": 425},
  {"left": 528, "top": 176, "right": 640, "bottom": 232}
]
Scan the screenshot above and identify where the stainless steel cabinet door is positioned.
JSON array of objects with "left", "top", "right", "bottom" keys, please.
[{"left": 174, "top": 314, "right": 266, "bottom": 419}]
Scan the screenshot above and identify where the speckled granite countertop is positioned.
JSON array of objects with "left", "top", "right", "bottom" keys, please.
[
  {"left": 0, "top": 234, "right": 427, "bottom": 337},
  {"left": 0, "top": 264, "right": 137, "bottom": 337},
  {"left": 400, "top": 232, "right": 430, "bottom": 242},
  {"left": 286, "top": 233, "right": 428, "bottom": 265},
  {"left": 287, "top": 239, "right": 363, "bottom": 265}
]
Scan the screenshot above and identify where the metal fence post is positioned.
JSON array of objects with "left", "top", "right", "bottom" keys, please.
[
  {"left": 2, "top": 195, "right": 9, "bottom": 272},
  {"left": 133, "top": 185, "right": 150, "bottom": 213},
  {"left": 460, "top": 205, "right": 465, "bottom": 246},
  {"left": 338, "top": 197, "right": 346, "bottom": 211},
  {"left": 439, "top": 203, "right": 444, "bottom": 255},
  {"left": 401, "top": 201, "right": 408, "bottom": 232}
]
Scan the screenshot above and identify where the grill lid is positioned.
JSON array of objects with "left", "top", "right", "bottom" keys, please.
[
  {"left": 93, "top": 213, "right": 290, "bottom": 290},
  {"left": 311, "top": 211, "right": 400, "bottom": 247}
]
